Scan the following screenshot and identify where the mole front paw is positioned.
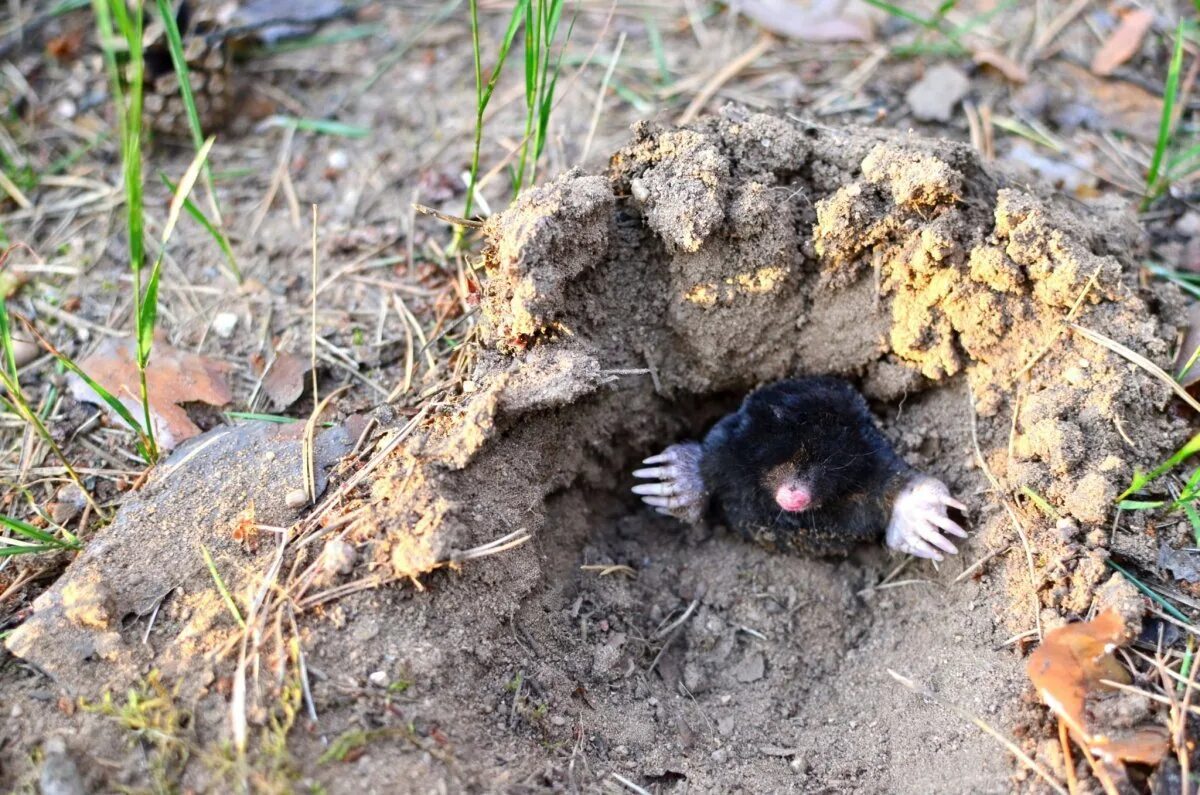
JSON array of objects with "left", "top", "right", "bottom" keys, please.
[
  {"left": 885, "top": 476, "right": 968, "bottom": 562},
  {"left": 632, "top": 442, "right": 707, "bottom": 523}
]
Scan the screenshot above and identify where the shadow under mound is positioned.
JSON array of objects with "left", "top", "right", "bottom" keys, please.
[{"left": 5, "top": 108, "right": 1190, "bottom": 792}]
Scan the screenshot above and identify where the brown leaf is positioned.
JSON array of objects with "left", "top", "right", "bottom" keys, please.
[
  {"left": 739, "top": 0, "right": 874, "bottom": 42},
  {"left": 46, "top": 29, "right": 85, "bottom": 62},
  {"left": 261, "top": 352, "right": 312, "bottom": 411},
  {"left": 67, "top": 337, "right": 233, "bottom": 451},
  {"left": 1061, "top": 62, "right": 1162, "bottom": 143},
  {"left": 1027, "top": 611, "right": 1170, "bottom": 768},
  {"left": 1091, "top": 8, "right": 1155, "bottom": 76},
  {"left": 973, "top": 48, "right": 1029, "bottom": 84}
]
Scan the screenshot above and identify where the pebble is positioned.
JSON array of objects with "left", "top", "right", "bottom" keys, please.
[
  {"left": 285, "top": 489, "right": 309, "bottom": 509},
  {"left": 368, "top": 670, "right": 388, "bottom": 687},
  {"left": 328, "top": 150, "right": 350, "bottom": 172},
  {"left": 906, "top": 63, "right": 970, "bottom": 122},
  {"left": 550, "top": 715, "right": 567, "bottom": 727},
  {"left": 212, "top": 312, "right": 239, "bottom": 339},
  {"left": 322, "top": 538, "right": 357, "bottom": 575},
  {"left": 733, "top": 651, "right": 765, "bottom": 684},
  {"left": 39, "top": 737, "right": 86, "bottom": 795}
]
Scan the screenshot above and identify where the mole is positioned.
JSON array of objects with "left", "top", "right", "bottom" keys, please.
[{"left": 632, "top": 377, "right": 967, "bottom": 560}]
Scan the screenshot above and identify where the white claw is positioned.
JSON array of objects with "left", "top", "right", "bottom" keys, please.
[
  {"left": 631, "top": 442, "right": 707, "bottom": 523},
  {"left": 633, "top": 482, "right": 676, "bottom": 497},
  {"left": 941, "top": 495, "right": 967, "bottom": 512},
  {"left": 886, "top": 476, "right": 968, "bottom": 562},
  {"left": 633, "top": 465, "right": 675, "bottom": 479}
]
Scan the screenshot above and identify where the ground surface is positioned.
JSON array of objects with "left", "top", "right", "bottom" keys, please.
[{"left": 2, "top": 2, "right": 1200, "bottom": 794}]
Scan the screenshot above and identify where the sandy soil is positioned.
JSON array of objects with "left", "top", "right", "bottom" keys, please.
[{"left": 3, "top": 2, "right": 1200, "bottom": 794}]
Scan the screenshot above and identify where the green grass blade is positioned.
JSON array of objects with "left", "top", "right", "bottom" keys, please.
[
  {"left": 861, "top": 0, "right": 933, "bottom": 28},
  {"left": 1118, "top": 430, "right": 1200, "bottom": 500},
  {"left": 160, "top": 173, "right": 240, "bottom": 281},
  {"left": 0, "top": 282, "right": 18, "bottom": 381},
  {"left": 138, "top": 136, "right": 213, "bottom": 373},
  {"left": 271, "top": 116, "right": 371, "bottom": 138},
  {"left": 644, "top": 14, "right": 669, "bottom": 84},
  {"left": 1020, "top": 485, "right": 1059, "bottom": 518},
  {"left": 0, "top": 544, "right": 64, "bottom": 557},
  {"left": 153, "top": 0, "right": 204, "bottom": 149},
  {"left": 1107, "top": 559, "right": 1190, "bottom": 622},
  {"left": 1145, "top": 21, "right": 1186, "bottom": 206},
  {"left": 457, "top": 0, "right": 528, "bottom": 244},
  {"left": 20, "top": 318, "right": 152, "bottom": 460},
  {"left": 1184, "top": 502, "right": 1200, "bottom": 546},
  {"left": 1117, "top": 499, "right": 1167, "bottom": 510},
  {"left": 0, "top": 514, "right": 74, "bottom": 547},
  {"left": 224, "top": 411, "right": 299, "bottom": 423},
  {"left": 200, "top": 543, "right": 246, "bottom": 629},
  {"left": 138, "top": 257, "right": 163, "bottom": 369}
]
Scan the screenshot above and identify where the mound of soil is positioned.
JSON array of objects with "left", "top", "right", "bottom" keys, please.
[{"left": 3, "top": 108, "right": 1190, "bottom": 793}]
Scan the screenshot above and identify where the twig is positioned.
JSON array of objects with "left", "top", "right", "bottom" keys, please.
[
  {"left": 412, "top": 203, "right": 483, "bottom": 228},
  {"left": 969, "top": 384, "right": 1042, "bottom": 639},
  {"left": 677, "top": 34, "right": 772, "bottom": 125},
  {"left": 1071, "top": 323, "right": 1200, "bottom": 414},
  {"left": 580, "top": 31, "right": 626, "bottom": 164}
]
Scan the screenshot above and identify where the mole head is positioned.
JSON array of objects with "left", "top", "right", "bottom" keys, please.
[{"left": 763, "top": 461, "right": 816, "bottom": 513}]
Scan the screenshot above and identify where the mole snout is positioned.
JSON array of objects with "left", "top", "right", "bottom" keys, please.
[
  {"left": 632, "top": 376, "right": 967, "bottom": 560},
  {"left": 774, "top": 481, "right": 812, "bottom": 512}
]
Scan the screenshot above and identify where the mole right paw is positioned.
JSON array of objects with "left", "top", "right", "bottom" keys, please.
[
  {"left": 632, "top": 442, "right": 707, "bottom": 524},
  {"left": 885, "top": 476, "right": 968, "bottom": 562}
]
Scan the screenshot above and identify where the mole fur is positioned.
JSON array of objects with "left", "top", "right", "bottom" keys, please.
[{"left": 699, "top": 377, "right": 914, "bottom": 556}]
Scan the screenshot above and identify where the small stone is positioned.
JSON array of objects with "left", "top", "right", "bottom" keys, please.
[
  {"left": 322, "top": 538, "right": 356, "bottom": 575},
  {"left": 54, "top": 98, "right": 77, "bottom": 120},
  {"left": 212, "top": 312, "right": 238, "bottom": 339},
  {"left": 906, "top": 63, "right": 971, "bottom": 122},
  {"left": 368, "top": 670, "right": 388, "bottom": 687},
  {"left": 328, "top": 150, "right": 350, "bottom": 172},
  {"left": 733, "top": 651, "right": 765, "bottom": 683},
  {"left": 630, "top": 178, "right": 649, "bottom": 203},
  {"left": 11, "top": 334, "right": 39, "bottom": 368},
  {"left": 1055, "top": 518, "right": 1079, "bottom": 542},
  {"left": 285, "top": 489, "right": 308, "bottom": 509},
  {"left": 40, "top": 737, "right": 85, "bottom": 795},
  {"left": 550, "top": 715, "right": 567, "bottom": 727},
  {"left": 711, "top": 748, "right": 728, "bottom": 764}
]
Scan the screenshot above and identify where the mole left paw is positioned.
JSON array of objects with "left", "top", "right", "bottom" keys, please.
[
  {"left": 885, "top": 476, "right": 967, "bottom": 562},
  {"left": 632, "top": 442, "right": 707, "bottom": 523}
]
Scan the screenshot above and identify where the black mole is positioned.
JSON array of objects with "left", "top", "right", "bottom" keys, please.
[{"left": 633, "top": 377, "right": 966, "bottom": 560}]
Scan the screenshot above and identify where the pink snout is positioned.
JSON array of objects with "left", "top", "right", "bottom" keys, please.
[{"left": 775, "top": 483, "right": 812, "bottom": 512}]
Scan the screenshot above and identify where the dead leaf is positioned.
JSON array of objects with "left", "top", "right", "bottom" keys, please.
[
  {"left": 1158, "top": 540, "right": 1200, "bottom": 583},
  {"left": 1061, "top": 62, "right": 1162, "bottom": 143},
  {"left": 1091, "top": 8, "right": 1155, "bottom": 76},
  {"left": 68, "top": 337, "right": 233, "bottom": 451},
  {"left": 261, "top": 352, "right": 311, "bottom": 410},
  {"left": 46, "top": 29, "right": 85, "bottom": 62},
  {"left": 1027, "top": 611, "right": 1170, "bottom": 769},
  {"left": 739, "top": 0, "right": 874, "bottom": 42},
  {"left": 973, "top": 48, "right": 1029, "bottom": 84}
]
